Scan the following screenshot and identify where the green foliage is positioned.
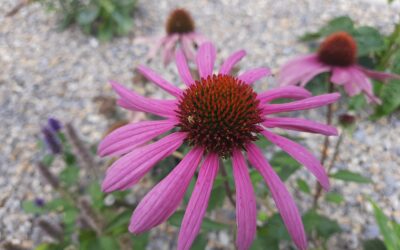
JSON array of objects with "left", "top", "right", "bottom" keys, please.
[
  {"left": 35, "top": 0, "right": 137, "bottom": 41},
  {"left": 302, "top": 210, "right": 341, "bottom": 239},
  {"left": 369, "top": 200, "right": 400, "bottom": 250},
  {"left": 330, "top": 170, "right": 371, "bottom": 183},
  {"left": 270, "top": 151, "right": 300, "bottom": 181},
  {"left": 296, "top": 178, "right": 311, "bottom": 194},
  {"left": 363, "top": 238, "right": 387, "bottom": 250},
  {"left": 168, "top": 210, "right": 229, "bottom": 231},
  {"left": 325, "top": 192, "right": 344, "bottom": 204}
]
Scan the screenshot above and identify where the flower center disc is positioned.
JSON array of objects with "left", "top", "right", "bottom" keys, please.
[
  {"left": 166, "top": 9, "right": 195, "bottom": 35},
  {"left": 177, "top": 74, "right": 263, "bottom": 157},
  {"left": 317, "top": 32, "right": 357, "bottom": 67}
]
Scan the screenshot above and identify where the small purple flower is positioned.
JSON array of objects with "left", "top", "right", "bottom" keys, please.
[
  {"left": 48, "top": 118, "right": 62, "bottom": 132},
  {"left": 42, "top": 126, "right": 62, "bottom": 154},
  {"left": 34, "top": 198, "right": 45, "bottom": 207}
]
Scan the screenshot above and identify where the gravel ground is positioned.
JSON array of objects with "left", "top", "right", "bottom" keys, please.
[{"left": 0, "top": 0, "right": 399, "bottom": 249}]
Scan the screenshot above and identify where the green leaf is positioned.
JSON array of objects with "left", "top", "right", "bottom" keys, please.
[
  {"left": 330, "top": 170, "right": 371, "bottom": 183},
  {"left": 370, "top": 200, "right": 400, "bottom": 250},
  {"left": 42, "top": 155, "right": 55, "bottom": 167},
  {"left": 169, "top": 211, "right": 229, "bottom": 231},
  {"left": 99, "top": 236, "right": 120, "bottom": 249},
  {"left": 354, "top": 26, "right": 385, "bottom": 56},
  {"left": 270, "top": 151, "right": 300, "bottom": 181},
  {"left": 373, "top": 80, "right": 400, "bottom": 119},
  {"left": 131, "top": 232, "right": 149, "bottom": 250},
  {"left": 255, "top": 136, "right": 272, "bottom": 149},
  {"left": 77, "top": 5, "right": 100, "bottom": 25},
  {"left": 207, "top": 185, "right": 226, "bottom": 212},
  {"left": 88, "top": 182, "right": 104, "bottom": 209},
  {"left": 59, "top": 166, "right": 80, "bottom": 186},
  {"left": 191, "top": 233, "right": 208, "bottom": 250},
  {"left": 63, "top": 208, "right": 78, "bottom": 226},
  {"left": 300, "top": 16, "right": 354, "bottom": 42},
  {"left": 363, "top": 238, "right": 387, "bottom": 250},
  {"left": 296, "top": 179, "right": 311, "bottom": 194},
  {"left": 303, "top": 210, "right": 341, "bottom": 239},
  {"left": 348, "top": 94, "right": 367, "bottom": 111},
  {"left": 22, "top": 200, "right": 45, "bottom": 214},
  {"left": 325, "top": 192, "right": 344, "bottom": 204},
  {"left": 105, "top": 210, "right": 131, "bottom": 236},
  {"left": 34, "top": 243, "right": 61, "bottom": 250}
]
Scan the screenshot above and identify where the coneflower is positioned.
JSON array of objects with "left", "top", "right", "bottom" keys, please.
[
  {"left": 278, "top": 31, "right": 400, "bottom": 103},
  {"left": 146, "top": 8, "right": 208, "bottom": 66},
  {"left": 98, "top": 42, "right": 340, "bottom": 250}
]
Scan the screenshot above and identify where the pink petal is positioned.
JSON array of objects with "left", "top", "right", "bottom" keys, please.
[
  {"left": 162, "top": 34, "right": 179, "bottom": 66},
  {"left": 330, "top": 67, "right": 351, "bottom": 85},
  {"left": 219, "top": 50, "right": 247, "bottom": 75},
  {"left": 262, "top": 93, "right": 340, "bottom": 115},
  {"left": 261, "top": 130, "right": 330, "bottom": 191},
  {"left": 258, "top": 86, "right": 312, "bottom": 103},
  {"left": 129, "top": 147, "right": 204, "bottom": 233},
  {"left": 189, "top": 32, "right": 208, "bottom": 45},
  {"left": 137, "top": 65, "right": 182, "bottom": 97},
  {"left": 178, "top": 153, "right": 219, "bottom": 250},
  {"left": 358, "top": 66, "right": 400, "bottom": 82},
  {"left": 278, "top": 54, "right": 327, "bottom": 86},
  {"left": 299, "top": 65, "right": 330, "bottom": 87},
  {"left": 102, "top": 132, "right": 186, "bottom": 192},
  {"left": 232, "top": 149, "right": 257, "bottom": 250},
  {"left": 246, "top": 143, "right": 307, "bottom": 250},
  {"left": 238, "top": 67, "right": 271, "bottom": 84},
  {"left": 196, "top": 42, "right": 216, "bottom": 78},
  {"left": 145, "top": 36, "right": 167, "bottom": 62},
  {"left": 98, "top": 119, "right": 177, "bottom": 157},
  {"left": 175, "top": 48, "right": 195, "bottom": 86},
  {"left": 181, "top": 35, "right": 196, "bottom": 62},
  {"left": 263, "top": 117, "right": 338, "bottom": 136},
  {"left": 111, "top": 81, "right": 177, "bottom": 117},
  {"left": 350, "top": 67, "right": 381, "bottom": 104}
]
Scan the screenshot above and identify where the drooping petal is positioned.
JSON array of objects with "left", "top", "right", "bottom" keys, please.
[
  {"left": 196, "top": 42, "right": 216, "bottom": 78},
  {"left": 181, "top": 35, "right": 196, "bottom": 62},
  {"left": 330, "top": 67, "right": 351, "bottom": 85},
  {"left": 162, "top": 34, "right": 179, "bottom": 66},
  {"left": 176, "top": 48, "right": 195, "bottom": 86},
  {"left": 145, "top": 36, "right": 168, "bottom": 62},
  {"left": 358, "top": 66, "right": 400, "bottom": 82},
  {"left": 98, "top": 120, "right": 177, "bottom": 157},
  {"left": 137, "top": 65, "right": 182, "bottom": 97},
  {"left": 258, "top": 86, "right": 312, "bottom": 103},
  {"left": 102, "top": 132, "right": 187, "bottom": 192},
  {"left": 178, "top": 153, "right": 219, "bottom": 250},
  {"left": 238, "top": 67, "right": 271, "bottom": 84},
  {"left": 246, "top": 143, "right": 307, "bottom": 250},
  {"left": 219, "top": 50, "right": 247, "bottom": 75},
  {"left": 350, "top": 67, "right": 381, "bottom": 104},
  {"left": 261, "top": 130, "right": 330, "bottom": 190},
  {"left": 262, "top": 93, "right": 340, "bottom": 115},
  {"left": 299, "top": 65, "right": 330, "bottom": 87},
  {"left": 129, "top": 147, "right": 204, "bottom": 234},
  {"left": 278, "top": 54, "right": 326, "bottom": 86},
  {"left": 232, "top": 149, "right": 257, "bottom": 250},
  {"left": 263, "top": 117, "right": 338, "bottom": 136},
  {"left": 111, "top": 81, "right": 177, "bottom": 117}
]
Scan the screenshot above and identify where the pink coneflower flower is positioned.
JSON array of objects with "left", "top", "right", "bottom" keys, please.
[
  {"left": 146, "top": 8, "right": 208, "bottom": 66},
  {"left": 99, "top": 42, "right": 340, "bottom": 250},
  {"left": 278, "top": 31, "right": 399, "bottom": 103}
]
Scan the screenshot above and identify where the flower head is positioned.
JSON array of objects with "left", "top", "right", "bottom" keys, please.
[
  {"left": 99, "top": 42, "right": 340, "bottom": 250},
  {"left": 146, "top": 8, "right": 208, "bottom": 66},
  {"left": 278, "top": 31, "right": 400, "bottom": 103}
]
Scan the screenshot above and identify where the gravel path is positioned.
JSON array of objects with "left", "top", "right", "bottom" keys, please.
[{"left": 0, "top": 0, "right": 399, "bottom": 249}]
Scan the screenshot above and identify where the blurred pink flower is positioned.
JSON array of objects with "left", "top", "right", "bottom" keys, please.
[
  {"left": 278, "top": 31, "right": 399, "bottom": 103},
  {"left": 99, "top": 42, "right": 340, "bottom": 250},
  {"left": 146, "top": 8, "right": 208, "bottom": 66}
]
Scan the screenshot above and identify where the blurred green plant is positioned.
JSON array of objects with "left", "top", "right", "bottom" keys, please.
[
  {"left": 362, "top": 200, "right": 400, "bottom": 250},
  {"left": 35, "top": 0, "right": 137, "bottom": 41},
  {"left": 300, "top": 16, "right": 400, "bottom": 118}
]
